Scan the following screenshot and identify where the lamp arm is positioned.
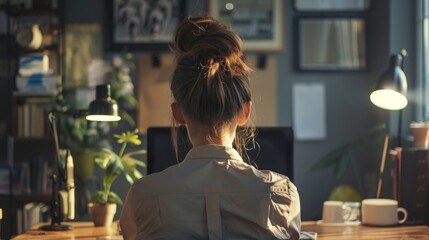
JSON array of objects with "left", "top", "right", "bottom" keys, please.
[
  {"left": 397, "top": 110, "right": 403, "bottom": 148},
  {"left": 48, "top": 113, "right": 62, "bottom": 177},
  {"left": 39, "top": 112, "right": 72, "bottom": 231}
]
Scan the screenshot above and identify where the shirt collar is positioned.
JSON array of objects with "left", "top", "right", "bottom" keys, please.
[{"left": 184, "top": 144, "right": 244, "bottom": 162}]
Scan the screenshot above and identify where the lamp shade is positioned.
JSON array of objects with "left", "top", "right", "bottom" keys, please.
[
  {"left": 370, "top": 50, "right": 408, "bottom": 110},
  {"left": 86, "top": 84, "right": 121, "bottom": 121}
]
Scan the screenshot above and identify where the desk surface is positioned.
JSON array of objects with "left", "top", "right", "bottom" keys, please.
[
  {"left": 301, "top": 222, "right": 429, "bottom": 239},
  {"left": 13, "top": 221, "right": 429, "bottom": 240}
]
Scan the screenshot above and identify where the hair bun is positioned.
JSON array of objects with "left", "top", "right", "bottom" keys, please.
[{"left": 172, "top": 16, "right": 250, "bottom": 76}]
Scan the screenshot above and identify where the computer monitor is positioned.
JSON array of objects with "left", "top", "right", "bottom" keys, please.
[{"left": 147, "top": 126, "right": 294, "bottom": 181}]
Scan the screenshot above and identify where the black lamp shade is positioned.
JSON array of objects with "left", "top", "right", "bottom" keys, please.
[
  {"left": 370, "top": 51, "right": 408, "bottom": 110},
  {"left": 86, "top": 84, "right": 121, "bottom": 121}
]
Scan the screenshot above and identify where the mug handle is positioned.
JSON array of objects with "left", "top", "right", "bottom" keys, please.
[{"left": 397, "top": 207, "right": 408, "bottom": 224}]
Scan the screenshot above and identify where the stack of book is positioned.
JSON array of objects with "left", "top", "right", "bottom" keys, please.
[
  {"left": 16, "top": 97, "right": 51, "bottom": 137},
  {"left": 15, "top": 54, "right": 59, "bottom": 95},
  {"left": 16, "top": 202, "right": 50, "bottom": 234}
]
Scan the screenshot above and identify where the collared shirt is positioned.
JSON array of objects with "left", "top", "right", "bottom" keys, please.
[{"left": 120, "top": 145, "right": 301, "bottom": 240}]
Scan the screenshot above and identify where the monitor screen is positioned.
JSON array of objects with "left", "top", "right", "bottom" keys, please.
[{"left": 147, "top": 126, "right": 294, "bottom": 181}]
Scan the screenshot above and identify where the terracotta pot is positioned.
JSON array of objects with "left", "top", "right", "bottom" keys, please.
[{"left": 88, "top": 203, "right": 117, "bottom": 226}]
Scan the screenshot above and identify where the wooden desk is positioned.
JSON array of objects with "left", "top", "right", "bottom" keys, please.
[
  {"left": 12, "top": 222, "right": 121, "bottom": 240},
  {"left": 302, "top": 221, "right": 429, "bottom": 240},
  {"left": 13, "top": 221, "right": 429, "bottom": 239}
]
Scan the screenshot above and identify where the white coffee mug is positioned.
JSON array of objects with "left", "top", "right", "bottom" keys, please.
[
  {"left": 322, "top": 201, "right": 351, "bottom": 223},
  {"left": 361, "top": 199, "right": 408, "bottom": 226}
]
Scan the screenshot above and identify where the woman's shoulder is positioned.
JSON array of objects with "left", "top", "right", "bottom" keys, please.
[
  {"left": 256, "top": 169, "right": 297, "bottom": 193},
  {"left": 129, "top": 163, "right": 182, "bottom": 194}
]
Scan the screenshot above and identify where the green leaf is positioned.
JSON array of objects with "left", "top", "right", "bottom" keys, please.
[
  {"left": 94, "top": 149, "right": 120, "bottom": 169},
  {"left": 107, "top": 191, "right": 123, "bottom": 205},
  {"left": 92, "top": 190, "right": 123, "bottom": 205},
  {"left": 333, "top": 151, "right": 351, "bottom": 179},
  {"left": 92, "top": 191, "right": 106, "bottom": 205},
  {"left": 121, "top": 151, "right": 146, "bottom": 184},
  {"left": 310, "top": 144, "right": 348, "bottom": 172},
  {"left": 104, "top": 158, "right": 124, "bottom": 186},
  {"left": 120, "top": 110, "right": 136, "bottom": 127}
]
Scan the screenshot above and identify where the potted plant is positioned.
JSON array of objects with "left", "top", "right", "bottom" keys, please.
[
  {"left": 56, "top": 55, "right": 138, "bottom": 217},
  {"left": 310, "top": 123, "right": 387, "bottom": 201},
  {"left": 88, "top": 129, "right": 146, "bottom": 226}
]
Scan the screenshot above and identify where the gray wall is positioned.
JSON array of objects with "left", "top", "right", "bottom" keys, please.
[{"left": 63, "top": 0, "right": 417, "bottom": 221}]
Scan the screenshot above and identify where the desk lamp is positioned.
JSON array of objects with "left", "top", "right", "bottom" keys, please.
[
  {"left": 39, "top": 84, "right": 121, "bottom": 231},
  {"left": 370, "top": 49, "right": 408, "bottom": 198}
]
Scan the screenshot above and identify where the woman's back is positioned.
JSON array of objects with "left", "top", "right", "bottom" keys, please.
[{"left": 121, "top": 145, "right": 300, "bottom": 239}]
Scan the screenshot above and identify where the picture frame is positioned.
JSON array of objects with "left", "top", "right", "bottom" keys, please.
[
  {"left": 105, "top": 0, "right": 186, "bottom": 51},
  {"left": 295, "top": 16, "right": 367, "bottom": 72},
  {"left": 294, "top": 0, "right": 370, "bottom": 12},
  {"left": 209, "top": 0, "right": 283, "bottom": 52}
]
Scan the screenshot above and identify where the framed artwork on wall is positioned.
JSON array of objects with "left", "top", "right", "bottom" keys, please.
[
  {"left": 294, "top": 0, "right": 370, "bottom": 12},
  {"left": 105, "top": 0, "right": 186, "bottom": 51},
  {"left": 209, "top": 0, "right": 283, "bottom": 52},
  {"left": 295, "top": 17, "right": 367, "bottom": 71}
]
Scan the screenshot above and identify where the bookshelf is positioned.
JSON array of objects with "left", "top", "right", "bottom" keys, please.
[{"left": 1, "top": 1, "right": 65, "bottom": 238}]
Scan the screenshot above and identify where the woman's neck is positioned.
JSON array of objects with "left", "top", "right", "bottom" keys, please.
[{"left": 186, "top": 123, "right": 236, "bottom": 148}]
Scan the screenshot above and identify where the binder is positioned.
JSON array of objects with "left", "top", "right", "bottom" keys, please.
[{"left": 391, "top": 148, "right": 429, "bottom": 225}]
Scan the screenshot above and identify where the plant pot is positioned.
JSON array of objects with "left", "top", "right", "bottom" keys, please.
[
  {"left": 71, "top": 148, "right": 95, "bottom": 180},
  {"left": 88, "top": 203, "right": 117, "bottom": 226}
]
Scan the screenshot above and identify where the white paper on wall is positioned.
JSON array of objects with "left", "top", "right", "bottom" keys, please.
[{"left": 292, "top": 83, "right": 326, "bottom": 141}]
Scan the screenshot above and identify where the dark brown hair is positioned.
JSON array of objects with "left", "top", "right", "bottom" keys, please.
[{"left": 170, "top": 16, "right": 255, "bottom": 160}]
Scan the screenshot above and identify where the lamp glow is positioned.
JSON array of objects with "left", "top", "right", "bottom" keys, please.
[
  {"left": 370, "top": 89, "right": 408, "bottom": 110},
  {"left": 86, "top": 114, "right": 121, "bottom": 121}
]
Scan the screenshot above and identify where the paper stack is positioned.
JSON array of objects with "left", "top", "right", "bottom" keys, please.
[{"left": 15, "top": 54, "right": 59, "bottom": 95}]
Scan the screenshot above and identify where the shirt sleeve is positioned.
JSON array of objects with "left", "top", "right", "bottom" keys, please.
[
  {"left": 269, "top": 178, "right": 301, "bottom": 240},
  {"left": 120, "top": 187, "right": 137, "bottom": 240}
]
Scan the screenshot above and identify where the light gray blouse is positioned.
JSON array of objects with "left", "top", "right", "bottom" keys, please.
[{"left": 120, "top": 144, "right": 301, "bottom": 240}]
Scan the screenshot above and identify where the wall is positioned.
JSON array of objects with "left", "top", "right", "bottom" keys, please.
[{"left": 63, "top": 0, "right": 417, "bottom": 221}]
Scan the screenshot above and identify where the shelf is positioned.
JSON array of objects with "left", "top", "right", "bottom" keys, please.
[
  {"left": 4, "top": 2, "right": 64, "bottom": 238},
  {"left": 15, "top": 44, "right": 60, "bottom": 55},
  {"left": 13, "top": 91, "right": 57, "bottom": 98},
  {"left": 7, "top": 8, "right": 58, "bottom": 17},
  {"left": 13, "top": 194, "right": 51, "bottom": 202}
]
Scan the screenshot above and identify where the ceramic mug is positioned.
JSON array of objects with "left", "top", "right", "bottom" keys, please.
[
  {"left": 322, "top": 201, "right": 352, "bottom": 223},
  {"left": 361, "top": 199, "right": 408, "bottom": 226}
]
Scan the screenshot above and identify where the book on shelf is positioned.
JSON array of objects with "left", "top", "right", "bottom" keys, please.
[
  {"left": 16, "top": 97, "right": 52, "bottom": 138},
  {"left": 0, "top": 163, "right": 9, "bottom": 194},
  {"left": 30, "top": 158, "right": 52, "bottom": 195},
  {"left": 19, "top": 202, "right": 49, "bottom": 233},
  {"left": 0, "top": 161, "right": 30, "bottom": 195}
]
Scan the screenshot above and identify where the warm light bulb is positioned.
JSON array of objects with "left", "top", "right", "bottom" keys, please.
[
  {"left": 225, "top": 2, "right": 234, "bottom": 10},
  {"left": 86, "top": 115, "right": 121, "bottom": 122},
  {"left": 370, "top": 89, "right": 408, "bottom": 110}
]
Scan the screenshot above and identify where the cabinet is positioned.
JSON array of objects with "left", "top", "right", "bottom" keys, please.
[{"left": 0, "top": 1, "right": 65, "bottom": 238}]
